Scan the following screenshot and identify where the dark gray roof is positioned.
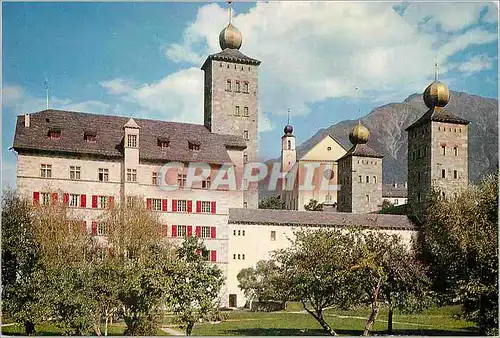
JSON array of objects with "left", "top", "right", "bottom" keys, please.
[
  {"left": 228, "top": 208, "right": 416, "bottom": 230},
  {"left": 382, "top": 184, "right": 408, "bottom": 198},
  {"left": 338, "top": 143, "right": 384, "bottom": 160},
  {"left": 406, "top": 106, "right": 470, "bottom": 130},
  {"left": 13, "top": 109, "right": 247, "bottom": 164},
  {"left": 201, "top": 49, "right": 261, "bottom": 69}
]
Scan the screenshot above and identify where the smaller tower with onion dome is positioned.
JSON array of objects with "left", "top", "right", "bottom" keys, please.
[
  {"left": 405, "top": 60, "right": 470, "bottom": 218},
  {"left": 337, "top": 120, "right": 384, "bottom": 213},
  {"left": 281, "top": 110, "right": 297, "bottom": 180}
]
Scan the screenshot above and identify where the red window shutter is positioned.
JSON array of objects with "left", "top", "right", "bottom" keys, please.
[
  {"left": 33, "top": 192, "right": 40, "bottom": 206},
  {"left": 211, "top": 201, "right": 216, "bottom": 214},
  {"left": 196, "top": 249, "right": 201, "bottom": 255},
  {"left": 162, "top": 199, "right": 168, "bottom": 212},
  {"left": 211, "top": 250, "right": 217, "bottom": 262},
  {"left": 195, "top": 226, "right": 201, "bottom": 237},
  {"left": 146, "top": 198, "right": 152, "bottom": 210},
  {"left": 196, "top": 201, "right": 201, "bottom": 213},
  {"left": 211, "top": 227, "right": 216, "bottom": 239},
  {"left": 108, "top": 196, "right": 114, "bottom": 208},
  {"left": 52, "top": 193, "right": 58, "bottom": 203},
  {"left": 92, "top": 195, "right": 98, "bottom": 208},
  {"left": 172, "top": 199, "right": 177, "bottom": 212},
  {"left": 187, "top": 225, "right": 193, "bottom": 237},
  {"left": 80, "top": 194, "right": 86, "bottom": 208},
  {"left": 63, "top": 193, "right": 69, "bottom": 205},
  {"left": 91, "top": 221, "right": 97, "bottom": 235},
  {"left": 171, "top": 225, "right": 177, "bottom": 238},
  {"left": 187, "top": 200, "right": 193, "bottom": 213},
  {"left": 81, "top": 221, "right": 87, "bottom": 233}
]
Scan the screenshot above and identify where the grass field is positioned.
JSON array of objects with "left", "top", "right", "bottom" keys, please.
[{"left": 2, "top": 305, "right": 477, "bottom": 336}]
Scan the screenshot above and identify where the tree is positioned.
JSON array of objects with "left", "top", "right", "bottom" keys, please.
[
  {"left": 381, "top": 199, "right": 394, "bottom": 210},
  {"left": 258, "top": 196, "right": 284, "bottom": 209},
  {"left": 273, "top": 228, "right": 363, "bottom": 336},
  {"left": 170, "top": 237, "right": 225, "bottom": 336},
  {"left": 421, "top": 175, "right": 498, "bottom": 335},
  {"left": 237, "top": 260, "right": 283, "bottom": 309},
  {"left": 304, "top": 199, "right": 323, "bottom": 211}
]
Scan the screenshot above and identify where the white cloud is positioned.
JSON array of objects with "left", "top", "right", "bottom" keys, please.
[
  {"left": 448, "top": 55, "right": 497, "bottom": 75},
  {"left": 100, "top": 78, "right": 135, "bottom": 95}
]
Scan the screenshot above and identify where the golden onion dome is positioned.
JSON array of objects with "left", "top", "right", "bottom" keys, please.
[
  {"left": 349, "top": 122, "right": 370, "bottom": 145},
  {"left": 219, "top": 23, "right": 242, "bottom": 50},
  {"left": 423, "top": 80, "right": 450, "bottom": 108}
]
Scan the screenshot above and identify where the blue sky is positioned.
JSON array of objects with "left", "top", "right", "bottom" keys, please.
[{"left": 2, "top": 2, "right": 498, "bottom": 188}]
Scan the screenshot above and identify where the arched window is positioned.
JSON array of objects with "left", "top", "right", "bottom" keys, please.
[{"left": 287, "top": 140, "right": 291, "bottom": 150}]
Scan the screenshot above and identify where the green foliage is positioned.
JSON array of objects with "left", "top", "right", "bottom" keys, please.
[
  {"left": 170, "top": 237, "right": 225, "bottom": 336},
  {"left": 303, "top": 199, "right": 323, "bottom": 211},
  {"left": 259, "top": 196, "right": 284, "bottom": 209},
  {"left": 421, "top": 174, "right": 498, "bottom": 335},
  {"left": 381, "top": 200, "right": 394, "bottom": 210},
  {"left": 237, "top": 260, "right": 283, "bottom": 306}
]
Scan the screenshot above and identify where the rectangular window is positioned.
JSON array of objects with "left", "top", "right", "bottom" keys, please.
[
  {"left": 226, "top": 80, "right": 231, "bottom": 91},
  {"left": 202, "top": 178, "right": 211, "bottom": 189},
  {"left": 442, "top": 169, "right": 446, "bottom": 178},
  {"left": 48, "top": 130, "right": 61, "bottom": 139},
  {"left": 98, "top": 196, "right": 108, "bottom": 209},
  {"left": 243, "top": 130, "right": 249, "bottom": 140},
  {"left": 201, "top": 201, "right": 211, "bottom": 213},
  {"left": 98, "top": 168, "right": 109, "bottom": 182},
  {"left": 127, "top": 134, "right": 137, "bottom": 148},
  {"left": 242, "top": 254, "right": 245, "bottom": 260},
  {"left": 177, "top": 200, "right": 187, "bottom": 212},
  {"left": 41, "top": 192, "right": 50, "bottom": 206},
  {"left": 201, "top": 226, "right": 211, "bottom": 238},
  {"left": 126, "top": 169, "right": 137, "bottom": 182},
  {"left": 366, "top": 195, "right": 370, "bottom": 202},
  {"left": 243, "top": 107, "right": 249, "bottom": 117},
  {"left": 395, "top": 199, "right": 399, "bottom": 205},
  {"left": 69, "top": 194, "right": 80, "bottom": 207},
  {"left": 97, "top": 222, "right": 107, "bottom": 236},
  {"left": 158, "top": 139, "right": 169, "bottom": 148},
  {"left": 373, "top": 176, "right": 377, "bottom": 183},
  {"left": 453, "top": 147, "right": 458, "bottom": 156},
  {"left": 235, "top": 106, "right": 240, "bottom": 116},
  {"left": 84, "top": 133, "right": 97, "bottom": 143},
  {"left": 235, "top": 81, "right": 240, "bottom": 92},
  {"left": 177, "top": 225, "right": 188, "bottom": 237},
  {"left": 40, "top": 164, "right": 52, "bottom": 178},
  {"left": 178, "top": 174, "right": 187, "bottom": 187},
  {"left": 243, "top": 82, "right": 249, "bottom": 93},
  {"left": 243, "top": 154, "right": 248, "bottom": 163},
  {"left": 188, "top": 142, "right": 200, "bottom": 151},
  {"left": 454, "top": 170, "right": 458, "bottom": 179},
  {"left": 441, "top": 145, "right": 446, "bottom": 155},
  {"left": 243, "top": 202, "right": 248, "bottom": 209},
  {"left": 366, "top": 176, "right": 369, "bottom": 183},
  {"left": 152, "top": 172, "right": 158, "bottom": 185},
  {"left": 358, "top": 175, "right": 362, "bottom": 183},
  {"left": 69, "top": 166, "right": 81, "bottom": 180},
  {"left": 152, "top": 198, "right": 162, "bottom": 211},
  {"left": 242, "top": 230, "right": 245, "bottom": 236},
  {"left": 271, "top": 231, "right": 276, "bottom": 241}
]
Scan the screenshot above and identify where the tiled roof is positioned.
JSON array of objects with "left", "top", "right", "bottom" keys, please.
[
  {"left": 338, "top": 143, "right": 384, "bottom": 160},
  {"left": 228, "top": 208, "right": 416, "bottom": 230},
  {"left": 202, "top": 49, "right": 261, "bottom": 69},
  {"left": 13, "top": 109, "right": 247, "bottom": 164},
  {"left": 382, "top": 184, "right": 408, "bottom": 198},
  {"left": 406, "top": 106, "right": 470, "bottom": 130}
]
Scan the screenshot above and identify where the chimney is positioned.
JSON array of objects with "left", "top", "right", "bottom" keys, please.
[{"left": 24, "top": 113, "right": 30, "bottom": 128}]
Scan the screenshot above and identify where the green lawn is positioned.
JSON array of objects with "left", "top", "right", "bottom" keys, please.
[
  {"left": 2, "top": 305, "right": 477, "bottom": 336},
  {"left": 1, "top": 322, "right": 165, "bottom": 336}
]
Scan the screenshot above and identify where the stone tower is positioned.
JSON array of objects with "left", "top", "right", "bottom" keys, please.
[
  {"left": 201, "top": 4, "right": 261, "bottom": 209},
  {"left": 281, "top": 123, "right": 296, "bottom": 178},
  {"left": 406, "top": 71, "right": 470, "bottom": 217},
  {"left": 337, "top": 122, "right": 383, "bottom": 213}
]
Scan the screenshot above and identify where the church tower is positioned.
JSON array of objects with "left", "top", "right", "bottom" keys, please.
[
  {"left": 337, "top": 121, "right": 383, "bottom": 213},
  {"left": 406, "top": 63, "right": 470, "bottom": 217},
  {"left": 201, "top": 2, "right": 261, "bottom": 209},
  {"left": 281, "top": 119, "right": 296, "bottom": 177}
]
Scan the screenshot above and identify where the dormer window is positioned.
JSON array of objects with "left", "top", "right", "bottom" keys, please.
[
  {"left": 189, "top": 142, "right": 200, "bottom": 151},
  {"left": 84, "top": 131, "right": 97, "bottom": 143},
  {"left": 48, "top": 129, "right": 61, "bottom": 139},
  {"left": 157, "top": 137, "right": 170, "bottom": 148}
]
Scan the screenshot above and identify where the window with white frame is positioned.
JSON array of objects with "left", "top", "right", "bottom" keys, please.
[
  {"left": 177, "top": 200, "right": 187, "bottom": 212},
  {"left": 243, "top": 82, "right": 249, "bottom": 93},
  {"left": 41, "top": 192, "right": 50, "bottom": 206},
  {"left": 98, "top": 196, "right": 108, "bottom": 209},
  {"left": 69, "top": 166, "right": 81, "bottom": 180},
  {"left": 177, "top": 225, "right": 188, "bottom": 237},
  {"left": 366, "top": 195, "right": 370, "bottom": 202},
  {"left": 152, "top": 172, "right": 159, "bottom": 185},
  {"left": 201, "top": 201, "right": 211, "bottom": 213},
  {"left": 226, "top": 80, "right": 231, "bottom": 91},
  {"left": 202, "top": 177, "right": 211, "bottom": 189},
  {"left": 127, "top": 169, "right": 137, "bottom": 182},
  {"left": 69, "top": 194, "right": 80, "bottom": 207},
  {"left": 271, "top": 231, "right": 276, "bottom": 241},
  {"left": 243, "top": 130, "right": 249, "bottom": 140},
  {"left": 243, "top": 107, "right": 249, "bottom": 117},
  {"left": 235, "top": 106, "right": 240, "bottom": 116},
  {"left": 235, "top": 81, "right": 240, "bottom": 92},
  {"left": 152, "top": 198, "right": 162, "bottom": 211},
  {"left": 243, "top": 202, "right": 248, "bottom": 209},
  {"left": 98, "top": 168, "right": 109, "bottom": 182},
  {"left": 453, "top": 147, "right": 458, "bottom": 156},
  {"left": 40, "top": 164, "right": 52, "bottom": 178},
  {"left": 178, "top": 174, "right": 187, "bottom": 187},
  {"left": 201, "top": 226, "right": 211, "bottom": 238},
  {"left": 127, "top": 134, "right": 137, "bottom": 148},
  {"left": 97, "top": 222, "right": 107, "bottom": 236}
]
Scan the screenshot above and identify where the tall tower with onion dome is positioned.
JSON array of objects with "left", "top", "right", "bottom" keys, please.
[
  {"left": 201, "top": 1, "right": 261, "bottom": 209},
  {"left": 281, "top": 111, "right": 296, "bottom": 178},
  {"left": 406, "top": 61, "right": 470, "bottom": 218},
  {"left": 337, "top": 121, "right": 384, "bottom": 213}
]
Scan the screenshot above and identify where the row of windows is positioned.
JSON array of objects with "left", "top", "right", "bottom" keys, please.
[
  {"left": 33, "top": 192, "right": 112, "bottom": 209},
  {"left": 146, "top": 198, "right": 216, "bottom": 213},
  {"left": 226, "top": 79, "right": 250, "bottom": 93},
  {"left": 221, "top": 62, "right": 253, "bottom": 72},
  {"left": 409, "top": 126, "right": 463, "bottom": 140},
  {"left": 358, "top": 175, "right": 377, "bottom": 184},
  {"left": 438, "top": 126, "right": 462, "bottom": 133},
  {"left": 415, "top": 191, "right": 458, "bottom": 203},
  {"left": 171, "top": 225, "right": 217, "bottom": 239},
  {"left": 339, "top": 194, "right": 371, "bottom": 204},
  {"left": 416, "top": 169, "right": 460, "bottom": 181},
  {"left": 410, "top": 145, "right": 459, "bottom": 161},
  {"left": 234, "top": 105, "right": 250, "bottom": 117},
  {"left": 233, "top": 253, "right": 245, "bottom": 260}
]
